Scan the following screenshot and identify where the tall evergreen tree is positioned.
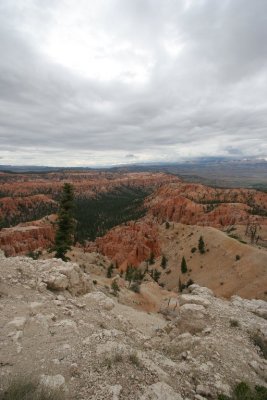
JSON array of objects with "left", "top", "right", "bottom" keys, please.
[
  {"left": 160, "top": 255, "right": 167, "bottom": 269},
  {"left": 54, "top": 183, "right": 75, "bottom": 261},
  {"left": 149, "top": 251, "right": 155, "bottom": 265},
  {"left": 198, "top": 235, "right": 206, "bottom": 254},
  {"left": 181, "top": 256, "right": 188, "bottom": 274}
]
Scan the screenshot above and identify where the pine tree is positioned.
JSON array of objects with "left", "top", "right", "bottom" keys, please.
[
  {"left": 54, "top": 183, "right": 75, "bottom": 261},
  {"left": 149, "top": 251, "right": 155, "bottom": 265},
  {"left": 107, "top": 263, "right": 114, "bottom": 278},
  {"left": 150, "top": 269, "right": 161, "bottom": 282},
  {"left": 160, "top": 255, "right": 167, "bottom": 269},
  {"left": 111, "top": 279, "right": 120, "bottom": 296},
  {"left": 198, "top": 236, "right": 206, "bottom": 254},
  {"left": 181, "top": 256, "right": 188, "bottom": 274}
]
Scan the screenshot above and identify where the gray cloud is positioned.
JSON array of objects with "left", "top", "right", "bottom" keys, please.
[{"left": 0, "top": 0, "right": 267, "bottom": 166}]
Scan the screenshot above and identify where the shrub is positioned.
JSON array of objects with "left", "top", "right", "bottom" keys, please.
[
  {"left": 178, "top": 277, "right": 184, "bottom": 292},
  {"left": 150, "top": 269, "right": 161, "bottom": 282},
  {"left": 233, "top": 382, "right": 252, "bottom": 400},
  {"left": 235, "top": 255, "right": 240, "bottom": 261},
  {"left": 191, "top": 247, "right": 197, "bottom": 253},
  {"left": 111, "top": 280, "right": 120, "bottom": 296},
  {"left": 27, "top": 251, "right": 42, "bottom": 260},
  {"left": 0, "top": 376, "right": 64, "bottom": 400},
  {"left": 165, "top": 221, "right": 170, "bottom": 229},
  {"left": 93, "top": 280, "right": 97, "bottom": 285},
  {"left": 230, "top": 319, "right": 239, "bottom": 328},
  {"left": 103, "top": 350, "right": 123, "bottom": 368},
  {"left": 218, "top": 382, "right": 267, "bottom": 400},
  {"left": 186, "top": 278, "right": 194, "bottom": 287},
  {"left": 130, "top": 282, "right": 140, "bottom": 293},
  {"left": 251, "top": 333, "right": 267, "bottom": 359},
  {"left": 125, "top": 265, "right": 144, "bottom": 283},
  {"left": 129, "top": 352, "right": 141, "bottom": 367}
]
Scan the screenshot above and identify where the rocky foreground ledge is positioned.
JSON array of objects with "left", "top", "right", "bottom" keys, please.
[{"left": 0, "top": 251, "right": 266, "bottom": 400}]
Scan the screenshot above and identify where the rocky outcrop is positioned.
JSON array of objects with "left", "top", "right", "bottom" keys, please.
[
  {"left": 0, "top": 251, "right": 92, "bottom": 295},
  {"left": 40, "top": 259, "right": 92, "bottom": 295},
  {"left": 86, "top": 219, "right": 161, "bottom": 269},
  {"left": 0, "top": 194, "right": 57, "bottom": 225},
  {"left": 0, "top": 253, "right": 266, "bottom": 399},
  {"left": 146, "top": 182, "right": 267, "bottom": 227},
  {"left": 0, "top": 215, "right": 56, "bottom": 256}
]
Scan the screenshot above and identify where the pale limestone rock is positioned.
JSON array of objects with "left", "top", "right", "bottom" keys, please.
[
  {"left": 109, "top": 384, "right": 123, "bottom": 400},
  {"left": 0, "top": 250, "right": 5, "bottom": 259},
  {"left": 7, "top": 316, "right": 27, "bottom": 329},
  {"left": 140, "top": 382, "right": 183, "bottom": 400},
  {"left": 189, "top": 285, "right": 214, "bottom": 297},
  {"left": 84, "top": 291, "right": 115, "bottom": 311},
  {"left": 40, "top": 261, "right": 91, "bottom": 295},
  {"left": 40, "top": 374, "right": 65, "bottom": 390},
  {"left": 180, "top": 303, "right": 207, "bottom": 318},
  {"left": 196, "top": 385, "right": 212, "bottom": 397},
  {"left": 179, "top": 294, "right": 210, "bottom": 308},
  {"left": 178, "top": 304, "right": 208, "bottom": 333}
]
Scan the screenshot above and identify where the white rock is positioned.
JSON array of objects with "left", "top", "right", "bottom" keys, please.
[
  {"left": 140, "top": 382, "right": 183, "bottom": 400},
  {"left": 7, "top": 317, "right": 27, "bottom": 329},
  {"left": 189, "top": 285, "right": 214, "bottom": 297},
  {"left": 84, "top": 291, "right": 115, "bottom": 311},
  {"left": 180, "top": 303, "right": 207, "bottom": 318},
  {"left": 29, "top": 302, "right": 43, "bottom": 315},
  {"left": 196, "top": 385, "right": 212, "bottom": 397},
  {"left": 179, "top": 294, "right": 210, "bottom": 308},
  {"left": 109, "top": 384, "right": 122, "bottom": 400},
  {"left": 40, "top": 374, "right": 65, "bottom": 390},
  {"left": 0, "top": 250, "right": 5, "bottom": 259}
]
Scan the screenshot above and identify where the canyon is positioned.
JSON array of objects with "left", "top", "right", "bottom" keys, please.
[
  {"left": 0, "top": 171, "right": 267, "bottom": 301},
  {"left": 0, "top": 171, "right": 267, "bottom": 399}
]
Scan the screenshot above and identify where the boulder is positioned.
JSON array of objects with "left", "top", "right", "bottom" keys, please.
[
  {"left": 188, "top": 284, "right": 214, "bottom": 297},
  {"left": 84, "top": 291, "right": 115, "bottom": 311},
  {"left": 40, "top": 261, "right": 92, "bottom": 295},
  {"left": 179, "top": 294, "right": 210, "bottom": 308},
  {"left": 40, "top": 374, "right": 65, "bottom": 390},
  {"left": 140, "top": 382, "right": 183, "bottom": 400},
  {"left": 178, "top": 303, "right": 208, "bottom": 333}
]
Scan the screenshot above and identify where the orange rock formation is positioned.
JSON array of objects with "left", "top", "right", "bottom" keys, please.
[
  {"left": 86, "top": 219, "right": 161, "bottom": 269},
  {"left": 0, "top": 215, "right": 56, "bottom": 257}
]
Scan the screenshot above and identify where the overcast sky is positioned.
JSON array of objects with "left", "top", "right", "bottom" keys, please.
[{"left": 0, "top": 0, "right": 267, "bottom": 166}]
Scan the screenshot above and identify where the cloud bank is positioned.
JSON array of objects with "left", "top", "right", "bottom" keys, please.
[{"left": 0, "top": 0, "right": 267, "bottom": 166}]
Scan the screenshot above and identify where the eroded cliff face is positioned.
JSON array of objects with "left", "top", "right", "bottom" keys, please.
[
  {"left": 0, "top": 172, "right": 178, "bottom": 257},
  {"left": 0, "top": 215, "right": 56, "bottom": 256},
  {"left": 84, "top": 182, "right": 267, "bottom": 270},
  {"left": 86, "top": 219, "right": 161, "bottom": 269},
  {"left": 2, "top": 174, "right": 267, "bottom": 261},
  {"left": 0, "top": 194, "right": 57, "bottom": 225},
  {"left": 146, "top": 182, "right": 267, "bottom": 227},
  {"left": 0, "top": 171, "right": 180, "bottom": 198}
]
